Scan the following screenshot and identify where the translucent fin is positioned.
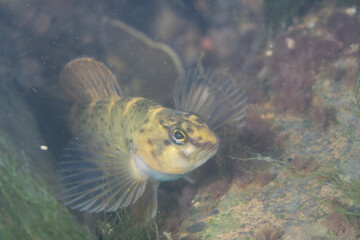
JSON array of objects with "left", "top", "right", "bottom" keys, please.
[
  {"left": 174, "top": 68, "right": 247, "bottom": 131},
  {"left": 57, "top": 134, "right": 148, "bottom": 213},
  {"left": 149, "top": 181, "right": 159, "bottom": 218},
  {"left": 131, "top": 180, "right": 160, "bottom": 218},
  {"left": 183, "top": 175, "right": 195, "bottom": 184},
  {"left": 60, "top": 57, "right": 122, "bottom": 102}
]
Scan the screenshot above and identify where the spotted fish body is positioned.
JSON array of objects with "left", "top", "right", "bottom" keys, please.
[
  {"left": 70, "top": 97, "right": 218, "bottom": 176},
  {"left": 58, "top": 58, "right": 246, "bottom": 218}
]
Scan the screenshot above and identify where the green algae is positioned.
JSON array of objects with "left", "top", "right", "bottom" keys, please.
[
  {"left": 318, "top": 168, "right": 360, "bottom": 232},
  {"left": 0, "top": 130, "right": 162, "bottom": 240},
  {"left": 0, "top": 132, "right": 94, "bottom": 240}
]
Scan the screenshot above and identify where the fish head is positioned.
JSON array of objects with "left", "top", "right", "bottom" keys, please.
[{"left": 134, "top": 109, "right": 219, "bottom": 176}]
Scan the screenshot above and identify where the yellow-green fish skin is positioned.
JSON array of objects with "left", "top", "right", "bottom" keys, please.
[{"left": 69, "top": 96, "right": 219, "bottom": 176}]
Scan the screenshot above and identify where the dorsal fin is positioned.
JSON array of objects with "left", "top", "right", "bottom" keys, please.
[
  {"left": 174, "top": 68, "right": 247, "bottom": 131},
  {"left": 60, "top": 57, "right": 122, "bottom": 102}
]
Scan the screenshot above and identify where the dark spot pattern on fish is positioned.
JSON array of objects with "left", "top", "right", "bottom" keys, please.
[
  {"left": 195, "top": 118, "right": 202, "bottom": 124},
  {"left": 133, "top": 99, "right": 156, "bottom": 112},
  {"left": 150, "top": 150, "right": 158, "bottom": 161},
  {"left": 160, "top": 119, "right": 168, "bottom": 129},
  {"left": 186, "top": 127, "right": 193, "bottom": 133}
]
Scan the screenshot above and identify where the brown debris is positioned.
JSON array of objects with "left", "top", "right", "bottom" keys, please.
[
  {"left": 234, "top": 171, "right": 255, "bottom": 187},
  {"left": 201, "top": 179, "right": 230, "bottom": 201},
  {"left": 327, "top": 12, "right": 360, "bottom": 47},
  {"left": 242, "top": 110, "right": 284, "bottom": 154},
  {"left": 254, "top": 170, "right": 277, "bottom": 187},
  {"left": 270, "top": 30, "right": 339, "bottom": 113},
  {"left": 323, "top": 211, "right": 359, "bottom": 239},
  {"left": 256, "top": 227, "right": 283, "bottom": 240},
  {"left": 310, "top": 106, "right": 337, "bottom": 130},
  {"left": 289, "top": 156, "right": 309, "bottom": 171}
]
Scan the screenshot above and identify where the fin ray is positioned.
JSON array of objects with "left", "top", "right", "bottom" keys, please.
[
  {"left": 57, "top": 133, "right": 148, "bottom": 213},
  {"left": 130, "top": 180, "right": 159, "bottom": 218},
  {"left": 60, "top": 57, "right": 122, "bottom": 102},
  {"left": 174, "top": 68, "right": 247, "bottom": 131}
]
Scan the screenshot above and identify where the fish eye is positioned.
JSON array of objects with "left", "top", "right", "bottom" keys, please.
[
  {"left": 170, "top": 129, "right": 187, "bottom": 145},
  {"left": 174, "top": 130, "right": 185, "bottom": 140}
]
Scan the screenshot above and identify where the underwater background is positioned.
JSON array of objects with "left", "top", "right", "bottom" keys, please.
[{"left": 1, "top": 0, "right": 360, "bottom": 239}]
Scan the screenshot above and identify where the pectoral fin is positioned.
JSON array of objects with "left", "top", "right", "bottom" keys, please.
[
  {"left": 183, "top": 175, "right": 195, "bottom": 184},
  {"left": 57, "top": 134, "right": 148, "bottom": 213}
]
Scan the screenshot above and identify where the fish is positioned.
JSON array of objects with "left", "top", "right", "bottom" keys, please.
[{"left": 57, "top": 57, "right": 246, "bottom": 218}]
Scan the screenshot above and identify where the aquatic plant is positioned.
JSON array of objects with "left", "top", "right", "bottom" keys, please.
[
  {"left": 319, "top": 170, "right": 360, "bottom": 236},
  {"left": 96, "top": 210, "right": 161, "bottom": 240}
]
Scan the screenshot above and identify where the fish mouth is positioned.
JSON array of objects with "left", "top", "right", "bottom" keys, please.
[
  {"left": 210, "top": 139, "right": 220, "bottom": 151},
  {"left": 193, "top": 140, "right": 219, "bottom": 167}
]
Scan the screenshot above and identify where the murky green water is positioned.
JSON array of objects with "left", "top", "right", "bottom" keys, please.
[{"left": 0, "top": 0, "right": 360, "bottom": 239}]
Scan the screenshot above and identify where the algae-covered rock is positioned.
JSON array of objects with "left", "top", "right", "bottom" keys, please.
[
  {"left": 171, "top": 5, "right": 360, "bottom": 240},
  {"left": 0, "top": 24, "right": 94, "bottom": 239},
  {"left": 0, "top": 131, "right": 94, "bottom": 239},
  {"left": 0, "top": 73, "right": 94, "bottom": 238}
]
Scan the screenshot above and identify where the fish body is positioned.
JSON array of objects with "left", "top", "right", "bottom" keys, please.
[
  {"left": 58, "top": 58, "right": 245, "bottom": 217},
  {"left": 69, "top": 96, "right": 218, "bottom": 178}
]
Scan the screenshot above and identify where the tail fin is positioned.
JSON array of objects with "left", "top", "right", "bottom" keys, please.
[{"left": 60, "top": 57, "right": 122, "bottom": 102}]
